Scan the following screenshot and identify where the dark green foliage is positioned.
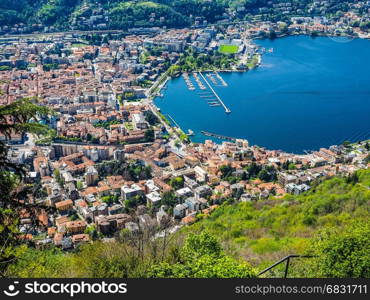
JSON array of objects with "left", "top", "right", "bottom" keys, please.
[
  {"left": 37, "top": 0, "right": 81, "bottom": 27},
  {"left": 170, "top": 0, "right": 225, "bottom": 23},
  {"left": 42, "top": 63, "right": 59, "bottom": 72},
  {"left": 220, "top": 165, "right": 234, "bottom": 178},
  {"left": 161, "top": 191, "right": 177, "bottom": 207},
  {"left": 245, "top": 162, "right": 261, "bottom": 178},
  {"left": 177, "top": 48, "right": 237, "bottom": 72},
  {"left": 244, "top": 163, "right": 277, "bottom": 182},
  {"left": 144, "top": 128, "right": 155, "bottom": 142},
  {"left": 169, "top": 176, "right": 184, "bottom": 189},
  {"left": 0, "top": 0, "right": 364, "bottom": 31},
  {"left": 143, "top": 110, "right": 160, "bottom": 126},
  {"left": 0, "top": 98, "right": 51, "bottom": 277},
  {"left": 93, "top": 120, "right": 121, "bottom": 129},
  {"left": 101, "top": 195, "right": 120, "bottom": 205},
  {"left": 124, "top": 194, "right": 146, "bottom": 210},
  {"left": 257, "top": 165, "right": 277, "bottom": 182},
  {"left": 95, "top": 160, "right": 152, "bottom": 181},
  {"left": 109, "top": 1, "right": 189, "bottom": 30}
]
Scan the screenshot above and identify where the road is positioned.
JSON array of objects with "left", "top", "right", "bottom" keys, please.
[{"left": 0, "top": 29, "right": 126, "bottom": 40}]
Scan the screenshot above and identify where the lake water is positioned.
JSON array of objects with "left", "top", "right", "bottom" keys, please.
[{"left": 154, "top": 36, "right": 370, "bottom": 153}]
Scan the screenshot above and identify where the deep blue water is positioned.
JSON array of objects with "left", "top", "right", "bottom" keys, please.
[{"left": 155, "top": 36, "right": 370, "bottom": 153}]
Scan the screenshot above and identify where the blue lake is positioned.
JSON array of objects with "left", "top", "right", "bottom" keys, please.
[{"left": 155, "top": 36, "right": 370, "bottom": 153}]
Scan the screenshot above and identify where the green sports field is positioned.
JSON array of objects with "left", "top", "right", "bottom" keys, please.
[{"left": 218, "top": 44, "right": 239, "bottom": 54}]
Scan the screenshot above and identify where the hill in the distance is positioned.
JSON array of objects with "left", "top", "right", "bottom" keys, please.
[{"left": 0, "top": 0, "right": 359, "bottom": 32}]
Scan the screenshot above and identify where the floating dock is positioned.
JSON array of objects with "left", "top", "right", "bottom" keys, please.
[
  {"left": 183, "top": 73, "right": 195, "bottom": 90},
  {"left": 207, "top": 73, "right": 219, "bottom": 86},
  {"left": 193, "top": 72, "right": 207, "bottom": 90},
  {"left": 214, "top": 71, "right": 228, "bottom": 87},
  {"left": 199, "top": 72, "right": 231, "bottom": 114}
]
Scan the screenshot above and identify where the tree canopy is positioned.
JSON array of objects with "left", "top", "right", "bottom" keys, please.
[{"left": 0, "top": 97, "right": 51, "bottom": 277}]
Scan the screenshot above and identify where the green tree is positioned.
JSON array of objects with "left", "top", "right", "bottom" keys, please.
[
  {"left": 308, "top": 221, "right": 370, "bottom": 278},
  {"left": 145, "top": 129, "right": 155, "bottom": 142},
  {"left": 0, "top": 98, "right": 51, "bottom": 277},
  {"left": 219, "top": 165, "right": 234, "bottom": 179},
  {"left": 161, "top": 191, "right": 177, "bottom": 207},
  {"left": 169, "top": 176, "right": 184, "bottom": 190},
  {"left": 182, "top": 232, "right": 222, "bottom": 260},
  {"left": 147, "top": 232, "right": 256, "bottom": 278}
]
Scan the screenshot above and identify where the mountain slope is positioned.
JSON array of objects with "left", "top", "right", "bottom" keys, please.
[
  {"left": 181, "top": 169, "right": 370, "bottom": 276},
  {"left": 0, "top": 0, "right": 359, "bottom": 31}
]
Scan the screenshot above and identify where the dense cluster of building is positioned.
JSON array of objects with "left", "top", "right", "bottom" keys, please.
[{"left": 1, "top": 23, "right": 369, "bottom": 250}]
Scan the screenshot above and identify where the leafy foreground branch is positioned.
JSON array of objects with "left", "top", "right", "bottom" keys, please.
[
  {"left": 7, "top": 232, "right": 256, "bottom": 278},
  {"left": 0, "top": 98, "right": 52, "bottom": 277}
]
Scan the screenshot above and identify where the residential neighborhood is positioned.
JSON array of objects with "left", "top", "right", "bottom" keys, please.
[{"left": 1, "top": 15, "right": 369, "bottom": 251}]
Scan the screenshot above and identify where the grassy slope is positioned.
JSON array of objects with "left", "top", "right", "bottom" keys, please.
[{"left": 181, "top": 169, "right": 370, "bottom": 272}]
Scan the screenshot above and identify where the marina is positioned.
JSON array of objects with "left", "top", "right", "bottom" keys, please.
[
  {"left": 155, "top": 37, "right": 370, "bottom": 153},
  {"left": 199, "top": 72, "right": 231, "bottom": 114},
  {"left": 215, "top": 71, "right": 228, "bottom": 87},
  {"left": 206, "top": 73, "right": 221, "bottom": 86},
  {"left": 183, "top": 73, "right": 195, "bottom": 90},
  {"left": 193, "top": 72, "right": 207, "bottom": 90}
]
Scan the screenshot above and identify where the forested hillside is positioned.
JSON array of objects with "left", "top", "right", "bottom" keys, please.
[
  {"left": 0, "top": 0, "right": 226, "bottom": 29},
  {"left": 0, "top": 0, "right": 362, "bottom": 31},
  {"left": 7, "top": 169, "right": 370, "bottom": 278}
]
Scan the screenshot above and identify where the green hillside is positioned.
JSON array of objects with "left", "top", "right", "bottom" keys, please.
[
  {"left": 0, "top": 0, "right": 361, "bottom": 31},
  {"left": 181, "top": 169, "right": 370, "bottom": 277},
  {"left": 0, "top": 0, "right": 226, "bottom": 29},
  {"left": 7, "top": 169, "right": 370, "bottom": 278}
]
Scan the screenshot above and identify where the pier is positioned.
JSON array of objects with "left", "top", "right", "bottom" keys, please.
[
  {"left": 199, "top": 72, "right": 231, "bottom": 114},
  {"left": 214, "top": 71, "right": 228, "bottom": 87},
  {"left": 201, "top": 131, "right": 237, "bottom": 142},
  {"left": 183, "top": 73, "right": 195, "bottom": 91},
  {"left": 193, "top": 72, "right": 207, "bottom": 90},
  {"left": 207, "top": 73, "right": 219, "bottom": 86}
]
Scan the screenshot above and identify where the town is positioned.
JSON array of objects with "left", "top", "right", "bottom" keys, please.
[{"left": 1, "top": 15, "right": 370, "bottom": 251}]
